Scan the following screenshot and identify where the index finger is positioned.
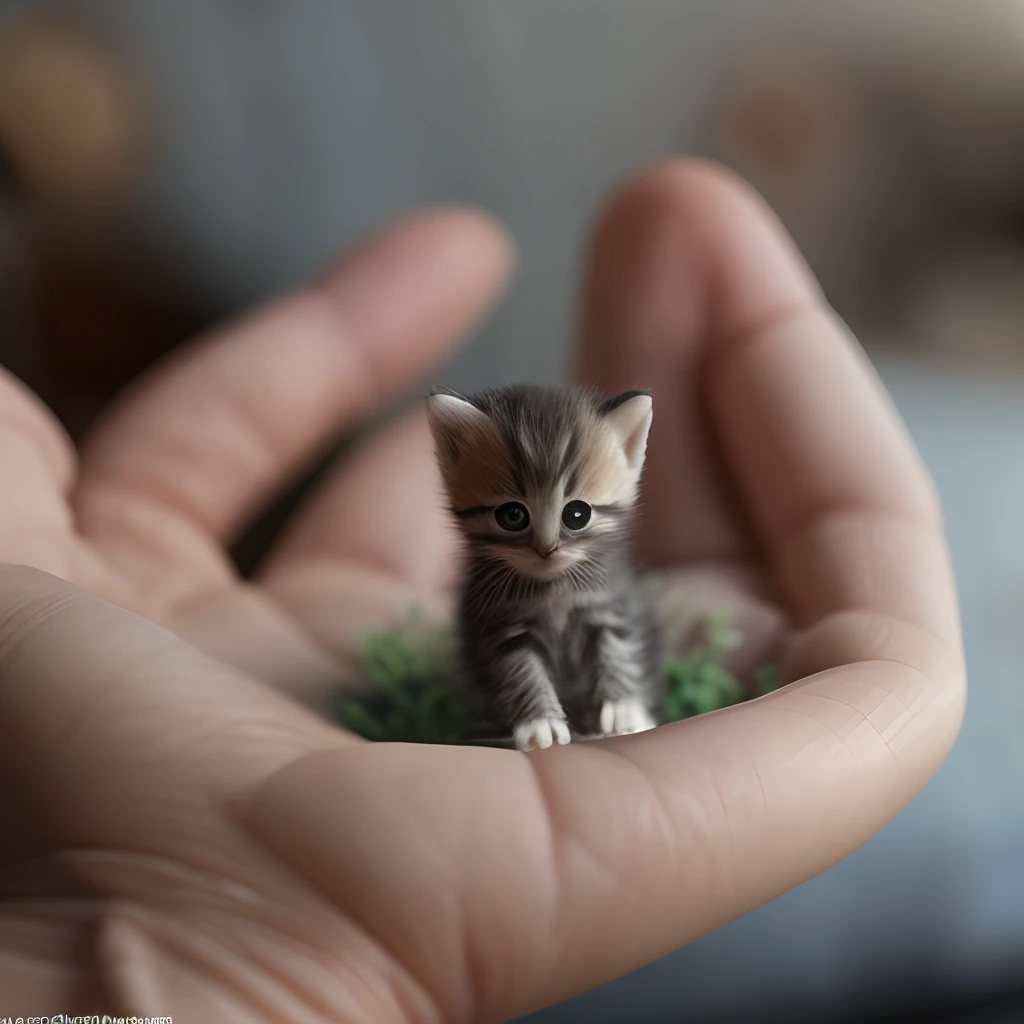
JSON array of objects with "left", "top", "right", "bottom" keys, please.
[{"left": 74, "top": 208, "right": 511, "bottom": 552}]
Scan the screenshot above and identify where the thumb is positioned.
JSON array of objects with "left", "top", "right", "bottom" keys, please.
[{"left": 0, "top": 564, "right": 342, "bottom": 852}]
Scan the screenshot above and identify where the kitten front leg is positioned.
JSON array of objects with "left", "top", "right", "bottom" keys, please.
[
  {"left": 489, "top": 635, "right": 569, "bottom": 752},
  {"left": 593, "top": 623, "right": 658, "bottom": 737}
]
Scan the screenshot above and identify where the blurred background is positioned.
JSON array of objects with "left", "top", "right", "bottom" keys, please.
[{"left": 1, "top": 0, "right": 1023, "bottom": 1020}]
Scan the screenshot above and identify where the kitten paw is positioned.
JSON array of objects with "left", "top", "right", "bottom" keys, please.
[
  {"left": 514, "top": 717, "right": 571, "bottom": 752},
  {"left": 599, "top": 699, "right": 657, "bottom": 737}
]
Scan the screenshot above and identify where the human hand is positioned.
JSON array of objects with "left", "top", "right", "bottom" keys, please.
[
  {"left": 0, "top": 207, "right": 509, "bottom": 706},
  {"left": 0, "top": 161, "right": 965, "bottom": 1020}
]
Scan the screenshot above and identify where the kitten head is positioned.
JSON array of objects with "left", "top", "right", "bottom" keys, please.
[{"left": 426, "top": 384, "right": 652, "bottom": 583}]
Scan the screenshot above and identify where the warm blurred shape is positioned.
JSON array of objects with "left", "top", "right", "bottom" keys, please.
[
  {"left": 0, "top": 14, "right": 144, "bottom": 213},
  {"left": 0, "top": 12, "right": 200, "bottom": 438},
  {"left": 704, "top": 0, "right": 1024, "bottom": 374}
]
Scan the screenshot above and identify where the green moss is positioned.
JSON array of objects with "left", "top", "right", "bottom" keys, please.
[
  {"left": 336, "top": 617, "right": 471, "bottom": 744},
  {"left": 660, "top": 608, "right": 747, "bottom": 722},
  {"left": 334, "top": 609, "right": 781, "bottom": 745}
]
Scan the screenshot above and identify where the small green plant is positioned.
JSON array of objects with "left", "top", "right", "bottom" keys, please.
[
  {"left": 661, "top": 608, "right": 748, "bottom": 722},
  {"left": 336, "top": 609, "right": 782, "bottom": 744},
  {"left": 335, "top": 617, "right": 474, "bottom": 744}
]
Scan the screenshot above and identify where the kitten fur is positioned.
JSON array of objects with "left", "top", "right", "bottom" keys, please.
[{"left": 426, "top": 383, "right": 664, "bottom": 751}]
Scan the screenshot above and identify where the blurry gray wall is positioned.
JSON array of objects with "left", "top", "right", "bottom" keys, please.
[{"left": 28, "top": 0, "right": 781, "bottom": 390}]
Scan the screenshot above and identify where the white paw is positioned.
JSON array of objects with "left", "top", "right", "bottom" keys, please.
[
  {"left": 514, "top": 717, "right": 571, "bottom": 752},
  {"left": 599, "top": 699, "right": 657, "bottom": 737}
]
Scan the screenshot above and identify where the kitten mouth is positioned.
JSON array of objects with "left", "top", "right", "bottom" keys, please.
[
  {"left": 520, "top": 553, "right": 574, "bottom": 581},
  {"left": 494, "top": 547, "right": 575, "bottom": 582},
  {"left": 527, "top": 566, "right": 568, "bottom": 581}
]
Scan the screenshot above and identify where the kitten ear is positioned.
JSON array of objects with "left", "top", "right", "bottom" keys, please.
[
  {"left": 601, "top": 390, "right": 653, "bottom": 474},
  {"left": 425, "top": 390, "right": 496, "bottom": 463}
]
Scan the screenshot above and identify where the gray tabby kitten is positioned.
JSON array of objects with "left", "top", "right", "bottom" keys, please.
[{"left": 426, "top": 384, "right": 664, "bottom": 752}]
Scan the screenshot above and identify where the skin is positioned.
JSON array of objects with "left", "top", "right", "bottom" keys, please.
[{"left": 0, "top": 160, "right": 965, "bottom": 1021}]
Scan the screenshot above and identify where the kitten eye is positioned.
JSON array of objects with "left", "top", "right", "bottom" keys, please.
[
  {"left": 561, "top": 500, "right": 592, "bottom": 530},
  {"left": 495, "top": 502, "right": 530, "bottom": 532}
]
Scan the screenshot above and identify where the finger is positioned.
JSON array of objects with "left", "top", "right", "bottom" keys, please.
[
  {"left": 582, "top": 159, "right": 957, "bottom": 642},
  {"left": 75, "top": 208, "right": 512, "bottom": 559},
  {"left": 256, "top": 411, "right": 460, "bottom": 683},
  {"left": 260, "top": 409, "right": 459, "bottom": 594},
  {"left": 246, "top": 631, "right": 964, "bottom": 1023},
  {"left": 680, "top": 163, "right": 956, "bottom": 644},
  {"left": 0, "top": 565, "right": 343, "bottom": 860},
  {"left": 578, "top": 159, "right": 824, "bottom": 563},
  {"left": 537, "top": 644, "right": 963, "bottom": 1015},
  {"left": 0, "top": 366, "right": 78, "bottom": 571}
]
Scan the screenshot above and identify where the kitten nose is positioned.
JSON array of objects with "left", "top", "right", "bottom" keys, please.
[{"left": 534, "top": 543, "right": 558, "bottom": 559}]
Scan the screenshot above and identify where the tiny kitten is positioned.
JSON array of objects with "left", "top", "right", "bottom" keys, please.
[{"left": 426, "top": 383, "right": 664, "bottom": 752}]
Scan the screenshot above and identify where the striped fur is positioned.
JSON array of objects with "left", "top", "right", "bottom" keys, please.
[{"left": 427, "top": 384, "right": 664, "bottom": 747}]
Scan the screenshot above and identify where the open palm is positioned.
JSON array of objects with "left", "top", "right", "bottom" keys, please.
[
  {"left": 0, "top": 163, "right": 965, "bottom": 1021},
  {"left": 2, "top": 207, "right": 503, "bottom": 706}
]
